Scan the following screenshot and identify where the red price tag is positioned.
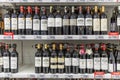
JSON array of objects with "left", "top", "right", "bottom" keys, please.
[
  {"left": 108, "top": 32, "right": 119, "bottom": 39},
  {"left": 94, "top": 72, "right": 105, "bottom": 79},
  {"left": 4, "top": 32, "right": 14, "bottom": 40},
  {"left": 111, "top": 72, "right": 120, "bottom": 79}
]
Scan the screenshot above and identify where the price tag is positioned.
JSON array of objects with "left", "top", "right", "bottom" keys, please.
[
  {"left": 7, "top": 0, "right": 20, "bottom": 2},
  {"left": 37, "top": 74, "right": 45, "bottom": 78},
  {"left": 65, "top": 74, "right": 73, "bottom": 78},
  {"left": 4, "top": 73, "right": 12, "bottom": 78},
  {"left": 21, "top": 0, "right": 28, "bottom": 2},
  {"left": 111, "top": 72, "right": 120, "bottom": 79},
  {"left": 4, "top": 32, "right": 14, "bottom": 40},
  {"left": 52, "top": 0, "right": 60, "bottom": 2},
  {"left": 77, "top": 0, "right": 86, "bottom": 2},
  {"left": 48, "top": 35, "right": 55, "bottom": 39},
  {"left": 29, "top": 74, "right": 36, "bottom": 78},
  {"left": 34, "top": 0, "right": 42, "bottom": 2},
  {"left": 67, "top": 0, "right": 75, "bottom": 2},
  {"left": 60, "top": 0, "right": 67, "bottom": 2},
  {"left": 96, "top": 35, "right": 104, "bottom": 39},
  {"left": 81, "top": 74, "right": 89, "bottom": 78},
  {"left": 81, "top": 35, "right": 88, "bottom": 39},
  {"left": 51, "top": 74, "right": 59, "bottom": 78},
  {"left": 108, "top": 32, "right": 119, "bottom": 39},
  {"left": 35, "top": 35, "right": 41, "bottom": 40},
  {"left": 19, "top": 35, "right": 26, "bottom": 39},
  {"left": 86, "top": 0, "right": 96, "bottom": 2},
  {"left": 64, "top": 35, "right": 73, "bottom": 39},
  {"left": 94, "top": 72, "right": 105, "bottom": 79}
]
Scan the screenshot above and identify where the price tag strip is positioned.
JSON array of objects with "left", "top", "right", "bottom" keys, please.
[
  {"left": 52, "top": 0, "right": 60, "bottom": 2},
  {"left": 108, "top": 32, "right": 119, "bottom": 40},
  {"left": 3, "top": 32, "right": 14, "bottom": 40},
  {"left": 95, "top": 35, "right": 108, "bottom": 40},
  {"left": 94, "top": 72, "right": 105, "bottom": 79},
  {"left": 34, "top": 0, "right": 42, "bottom": 2},
  {"left": 18, "top": 35, "right": 26, "bottom": 40},
  {"left": 111, "top": 72, "right": 120, "bottom": 79}
]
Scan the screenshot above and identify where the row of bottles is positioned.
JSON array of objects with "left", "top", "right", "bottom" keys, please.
[
  {"left": 0, "top": 43, "right": 18, "bottom": 73},
  {"left": 34, "top": 43, "right": 120, "bottom": 74},
  {"left": 4, "top": 5, "right": 109, "bottom": 35}
]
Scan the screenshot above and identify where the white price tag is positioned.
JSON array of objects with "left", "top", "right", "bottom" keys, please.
[
  {"left": 77, "top": 0, "right": 86, "bottom": 2},
  {"left": 21, "top": 0, "right": 28, "bottom": 2},
  {"left": 29, "top": 74, "right": 36, "bottom": 78},
  {"left": 34, "top": 0, "right": 42, "bottom": 2},
  {"left": 60, "top": 0, "right": 67, "bottom": 2},
  {"left": 94, "top": 72, "right": 105, "bottom": 79},
  {"left": 19, "top": 35, "right": 26, "bottom": 39},
  {"left": 34, "top": 35, "right": 41, "bottom": 40},
  {"left": 7, "top": 0, "right": 20, "bottom": 2},
  {"left": 48, "top": 36, "right": 55, "bottom": 39},
  {"left": 80, "top": 35, "right": 88, "bottom": 39},
  {"left": 64, "top": 36, "right": 73, "bottom": 39},
  {"left": 67, "top": 0, "right": 75, "bottom": 2},
  {"left": 3, "top": 36, "right": 12, "bottom": 40},
  {"left": 4, "top": 73, "right": 12, "bottom": 78},
  {"left": 52, "top": 0, "right": 60, "bottom": 2},
  {"left": 111, "top": 72, "right": 120, "bottom": 79},
  {"left": 81, "top": 74, "right": 89, "bottom": 78},
  {"left": 96, "top": 35, "right": 104, "bottom": 39},
  {"left": 51, "top": 74, "right": 59, "bottom": 78},
  {"left": 37, "top": 74, "right": 45, "bottom": 78},
  {"left": 65, "top": 74, "right": 73, "bottom": 78}
]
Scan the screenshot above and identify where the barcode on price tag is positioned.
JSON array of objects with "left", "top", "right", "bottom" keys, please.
[
  {"left": 94, "top": 72, "right": 105, "bottom": 79},
  {"left": 4, "top": 32, "right": 14, "bottom": 40},
  {"left": 111, "top": 72, "right": 120, "bottom": 79}
]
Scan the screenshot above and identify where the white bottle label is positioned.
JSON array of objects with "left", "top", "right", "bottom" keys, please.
[
  {"left": 0, "top": 57, "right": 3, "bottom": 65},
  {"left": 18, "top": 18, "right": 25, "bottom": 29},
  {"left": 11, "top": 57, "right": 17, "bottom": 69},
  {"left": 109, "top": 63, "right": 113, "bottom": 72},
  {"left": 4, "top": 18, "right": 10, "bottom": 30},
  {"left": 117, "top": 63, "right": 120, "bottom": 71},
  {"left": 26, "top": 18, "right": 32, "bottom": 29},
  {"left": 35, "top": 57, "right": 41, "bottom": 67},
  {"left": 48, "top": 18, "right": 55, "bottom": 27},
  {"left": 101, "top": 58, "right": 108, "bottom": 70},
  {"left": 117, "top": 18, "right": 120, "bottom": 26},
  {"left": 63, "top": 19, "right": 69, "bottom": 26},
  {"left": 101, "top": 18, "right": 107, "bottom": 31},
  {"left": 3, "top": 57, "right": 9, "bottom": 68},
  {"left": 79, "top": 59, "right": 86, "bottom": 69},
  {"left": 93, "top": 18, "right": 100, "bottom": 31},
  {"left": 94, "top": 58, "right": 100, "bottom": 70},
  {"left": 58, "top": 65, "right": 64, "bottom": 69},
  {"left": 77, "top": 18, "right": 85, "bottom": 26},
  {"left": 11, "top": 18, "right": 17, "bottom": 30},
  {"left": 72, "top": 58, "right": 79, "bottom": 66},
  {"left": 85, "top": 18, "right": 92, "bottom": 26},
  {"left": 58, "top": 57, "right": 64, "bottom": 63},
  {"left": 65, "top": 58, "right": 72, "bottom": 66},
  {"left": 50, "top": 57, "right": 57, "bottom": 63},
  {"left": 70, "top": 19, "right": 77, "bottom": 26},
  {"left": 55, "top": 18, "right": 62, "bottom": 27},
  {"left": 33, "top": 19, "right": 40, "bottom": 30},
  {"left": 87, "top": 59, "right": 93, "bottom": 69},
  {"left": 41, "top": 19, "right": 47, "bottom": 30},
  {"left": 50, "top": 65, "right": 57, "bottom": 69},
  {"left": 43, "top": 57, "right": 49, "bottom": 67}
]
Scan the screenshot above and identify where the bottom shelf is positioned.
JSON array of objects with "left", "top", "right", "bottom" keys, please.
[{"left": 0, "top": 65, "right": 119, "bottom": 79}]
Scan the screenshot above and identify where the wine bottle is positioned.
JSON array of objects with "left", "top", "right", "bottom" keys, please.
[
  {"left": 85, "top": 6, "right": 93, "bottom": 35},
  {"left": 117, "top": 47, "right": 120, "bottom": 72},
  {"left": 1, "top": 19, "right": 4, "bottom": 34},
  {"left": 63, "top": 6, "right": 70, "bottom": 35},
  {"left": 26, "top": 6, "right": 33, "bottom": 35},
  {"left": 41, "top": 7, "right": 48, "bottom": 35},
  {"left": 58, "top": 44, "right": 64, "bottom": 73},
  {"left": 117, "top": 6, "right": 120, "bottom": 33},
  {"left": 48, "top": 6, "right": 55, "bottom": 35},
  {"left": 18, "top": 6, "right": 25, "bottom": 35},
  {"left": 50, "top": 43, "right": 57, "bottom": 73},
  {"left": 33, "top": 6, "right": 40, "bottom": 35},
  {"left": 35, "top": 44, "right": 43, "bottom": 73},
  {"left": 77, "top": 6, "right": 85, "bottom": 35},
  {"left": 93, "top": 6, "right": 100, "bottom": 35},
  {"left": 10, "top": 44, "right": 18, "bottom": 73},
  {"left": 42, "top": 44, "right": 50, "bottom": 73},
  {"left": 70, "top": 6, "right": 77, "bottom": 35},
  {"left": 86, "top": 44, "right": 93, "bottom": 73},
  {"left": 79, "top": 44, "right": 86, "bottom": 73},
  {"left": 0, "top": 43, "right": 3, "bottom": 72},
  {"left": 100, "top": 6, "right": 108, "bottom": 34}
]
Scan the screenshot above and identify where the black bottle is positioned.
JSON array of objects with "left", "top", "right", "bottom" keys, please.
[
  {"left": 117, "top": 48, "right": 120, "bottom": 72},
  {"left": 10, "top": 44, "right": 18, "bottom": 73},
  {"left": 0, "top": 43, "right": 3, "bottom": 72},
  {"left": 35, "top": 44, "right": 43, "bottom": 73}
]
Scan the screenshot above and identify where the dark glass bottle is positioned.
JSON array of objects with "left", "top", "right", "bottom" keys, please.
[
  {"left": 0, "top": 43, "right": 3, "bottom": 72},
  {"left": 94, "top": 44, "right": 101, "bottom": 72},
  {"left": 58, "top": 44, "right": 64, "bottom": 73},
  {"left": 117, "top": 6, "right": 120, "bottom": 33},
  {"left": 42, "top": 44, "right": 50, "bottom": 73},
  {"left": 4, "top": 10, "right": 11, "bottom": 33},
  {"left": 26, "top": 6, "right": 33, "bottom": 35},
  {"left": 48, "top": 6, "right": 55, "bottom": 35},
  {"left": 117, "top": 49, "right": 120, "bottom": 72},
  {"left": 63, "top": 6, "right": 70, "bottom": 35},
  {"left": 86, "top": 44, "right": 93, "bottom": 73},
  {"left": 50, "top": 44, "right": 57, "bottom": 73},
  {"left": 72, "top": 46, "right": 79, "bottom": 73},
  {"left": 35, "top": 44, "right": 43, "bottom": 73},
  {"left": 10, "top": 44, "right": 18, "bottom": 73},
  {"left": 33, "top": 6, "right": 40, "bottom": 35},
  {"left": 3, "top": 44, "right": 11, "bottom": 73},
  {"left": 85, "top": 6, "right": 93, "bottom": 35},
  {"left": 93, "top": 6, "right": 100, "bottom": 35},
  {"left": 77, "top": 6, "right": 85, "bottom": 35},
  {"left": 41, "top": 7, "right": 48, "bottom": 35},
  {"left": 55, "top": 8, "right": 62, "bottom": 35},
  {"left": 18, "top": 6, "right": 25, "bottom": 35},
  {"left": 70, "top": 6, "right": 77, "bottom": 35}
]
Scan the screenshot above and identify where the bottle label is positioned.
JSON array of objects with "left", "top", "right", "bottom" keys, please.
[
  {"left": 109, "top": 63, "right": 113, "bottom": 72},
  {"left": 33, "top": 19, "right": 40, "bottom": 30},
  {"left": 93, "top": 18, "right": 100, "bottom": 31},
  {"left": 79, "top": 59, "right": 86, "bottom": 69},
  {"left": 77, "top": 18, "right": 85, "bottom": 26},
  {"left": 4, "top": 18, "right": 10, "bottom": 30},
  {"left": 70, "top": 19, "right": 77, "bottom": 26},
  {"left": 50, "top": 57, "right": 57, "bottom": 63},
  {"left": 48, "top": 18, "right": 55, "bottom": 27},
  {"left": 50, "top": 65, "right": 57, "bottom": 69},
  {"left": 117, "top": 63, "right": 120, "bottom": 70},
  {"left": 43, "top": 57, "right": 49, "bottom": 67},
  {"left": 26, "top": 18, "right": 32, "bottom": 29},
  {"left": 63, "top": 19, "right": 69, "bottom": 26},
  {"left": 72, "top": 58, "right": 79, "bottom": 66},
  {"left": 41, "top": 19, "right": 47, "bottom": 30},
  {"left": 58, "top": 65, "right": 64, "bottom": 69},
  {"left": 3, "top": 57, "right": 9, "bottom": 68},
  {"left": 18, "top": 18, "right": 25, "bottom": 29},
  {"left": 101, "top": 58, "right": 108, "bottom": 70},
  {"left": 94, "top": 58, "right": 100, "bottom": 70},
  {"left": 117, "top": 18, "right": 120, "bottom": 26},
  {"left": 35, "top": 57, "right": 41, "bottom": 67},
  {"left": 11, "top": 18, "right": 17, "bottom": 30},
  {"left": 55, "top": 18, "right": 62, "bottom": 27},
  {"left": 85, "top": 18, "right": 92, "bottom": 26},
  {"left": 11, "top": 57, "right": 17, "bottom": 69},
  {"left": 110, "top": 23, "right": 116, "bottom": 32},
  {"left": 101, "top": 18, "right": 107, "bottom": 31},
  {"left": 0, "top": 57, "right": 3, "bottom": 65},
  {"left": 87, "top": 59, "right": 93, "bottom": 69},
  {"left": 58, "top": 57, "right": 64, "bottom": 63},
  {"left": 65, "top": 58, "right": 72, "bottom": 66}
]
